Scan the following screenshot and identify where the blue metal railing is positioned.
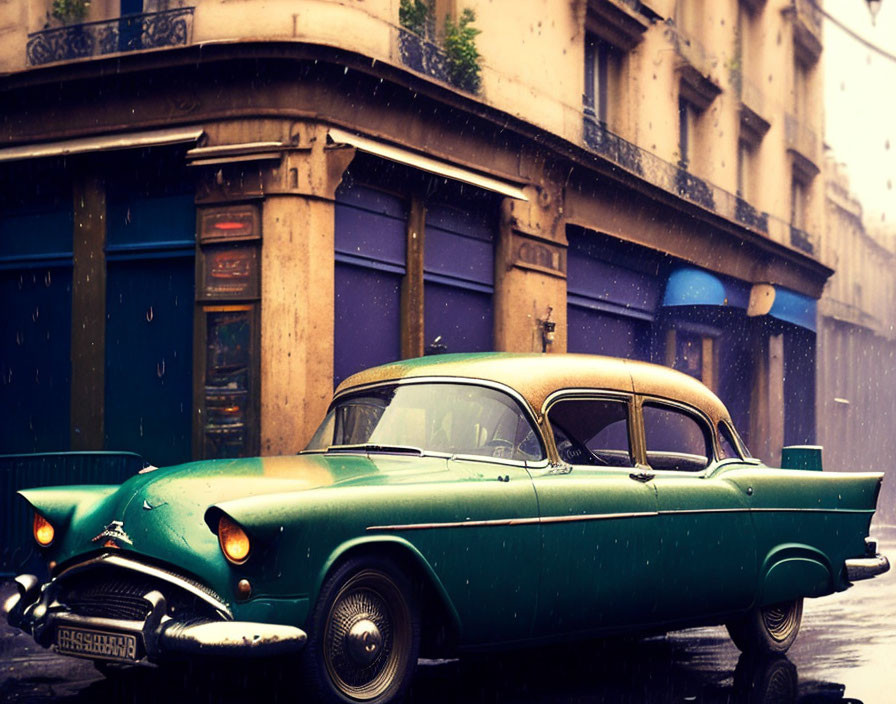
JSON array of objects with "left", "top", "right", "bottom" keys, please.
[
  {"left": 26, "top": 7, "right": 194, "bottom": 67},
  {"left": 0, "top": 451, "right": 145, "bottom": 577}
]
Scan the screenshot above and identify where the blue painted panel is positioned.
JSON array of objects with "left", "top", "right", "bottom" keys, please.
[
  {"left": 567, "top": 304, "right": 650, "bottom": 361},
  {"left": 105, "top": 258, "right": 194, "bottom": 467},
  {"left": 0, "top": 266, "right": 72, "bottom": 453},
  {"left": 107, "top": 193, "right": 195, "bottom": 249},
  {"left": 424, "top": 202, "right": 494, "bottom": 285},
  {"left": 0, "top": 208, "right": 73, "bottom": 261},
  {"left": 335, "top": 185, "right": 407, "bottom": 268},
  {"left": 0, "top": 451, "right": 144, "bottom": 576},
  {"left": 567, "top": 246, "right": 660, "bottom": 315},
  {"left": 424, "top": 281, "right": 492, "bottom": 353},
  {"left": 335, "top": 262, "right": 402, "bottom": 386}
]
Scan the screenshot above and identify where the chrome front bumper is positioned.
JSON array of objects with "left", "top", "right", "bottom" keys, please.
[{"left": 3, "top": 572, "right": 307, "bottom": 663}]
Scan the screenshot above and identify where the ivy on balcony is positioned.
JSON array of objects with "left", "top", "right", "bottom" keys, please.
[
  {"left": 398, "top": 1, "right": 482, "bottom": 93},
  {"left": 26, "top": 7, "right": 194, "bottom": 66}
]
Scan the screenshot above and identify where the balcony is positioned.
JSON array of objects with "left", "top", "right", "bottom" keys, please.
[
  {"left": 786, "top": 0, "right": 822, "bottom": 65},
  {"left": 26, "top": 8, "right": 194, "bottom": 67},
  {"left": 790, "top": 225, "right": 814, "bottom": 255},
  {"left": 581, "top": 114, "right": 819, "bottom": 248}
]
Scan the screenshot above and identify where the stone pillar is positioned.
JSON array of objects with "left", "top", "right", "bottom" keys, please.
[
  {"left": 749, "top": 326, "right": 784, "bottom": 465},
  {"left": 70, "top": 169, "right": 106, "bottom": 449},
  {"left": 260, "top": 122, "right": 355, "bottom": 453},
  {"left": 495, "top": 184, "right": 568, "bottom": 353}
]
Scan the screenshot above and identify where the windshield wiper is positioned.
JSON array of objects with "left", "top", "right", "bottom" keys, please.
[{"left": 325, "top": 443, "right": 424, "bottom": 456}]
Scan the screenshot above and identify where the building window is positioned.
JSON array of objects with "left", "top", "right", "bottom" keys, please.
[
  {"left": 678, "top": 98, "right": 697, "bottom": 167},
  {"left": 737, "top": 139, "right": 754, "bottom": 199},
  {"left": 584, "top": 34, "right": 618, "bottom": 126},
  {"left": 790, "top": 177, "right": 806, "bottom": 230}
]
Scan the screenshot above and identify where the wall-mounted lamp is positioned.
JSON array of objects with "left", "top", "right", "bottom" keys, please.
[{"left": 539, "top": 306, "right": 556, "bottom": 353}]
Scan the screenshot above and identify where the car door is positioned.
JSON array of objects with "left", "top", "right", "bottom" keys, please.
[
  {"left": 531, "top": 393, "right": 661, "bottom": 637},
  {"left": 640, "top": 399, "right": 758, "bottom": 622}
]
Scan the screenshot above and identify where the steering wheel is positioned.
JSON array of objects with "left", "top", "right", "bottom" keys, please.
[{"left": 483, "top": 439, "right": 515, "bottom": 458}]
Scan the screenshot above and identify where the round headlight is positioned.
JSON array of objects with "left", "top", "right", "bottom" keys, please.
[
  {"left": 33, "top": 512, "right": 55, "bottom": 547},
  {"left": 218, "top": 515, "right": 250, "bottom": 564}
]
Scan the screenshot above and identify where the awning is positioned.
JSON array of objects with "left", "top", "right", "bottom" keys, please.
[
  {"left": 0, "top": 127, "right": 205, "bottom": 164},
  {"left": 328, "top": 127, "right": 528, "bottom": 201},
  {"left": 766, "top": 286, "right": 817, "bottom": 332},
  {"left": 661, "top": 267, "right": 750, "bottom": 309}
]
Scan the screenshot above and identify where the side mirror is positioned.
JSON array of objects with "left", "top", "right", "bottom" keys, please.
[{"left": 781, "top": 445, "right": 823, "bottom": 471}]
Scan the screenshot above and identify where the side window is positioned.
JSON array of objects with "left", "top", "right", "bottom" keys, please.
[
  {"left": 717, "top": 422, "right": 741, "bottom": 460},
  {"left": 643, "top": 403, "right": 711, "bottom": 472},
  {"left": 547, "top": 398, "right": 634, "bottom": 467}
]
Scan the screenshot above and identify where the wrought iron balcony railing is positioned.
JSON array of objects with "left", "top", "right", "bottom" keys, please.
[
  {"left": 397, "top": 28, "right": 482, "bottom": 93},
  {"left": 583, "top": 114, "right": 816, "bottom": 255},
  {"left": 26, "top": 7, "right": 194, "bottom": 67}
]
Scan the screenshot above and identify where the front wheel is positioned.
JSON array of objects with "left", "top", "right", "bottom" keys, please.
[
  {"left": 726, "top": 599, "right": 803, "bottom": 654},
  {"left": 302, "top": 556, "right": 420, "bottom": 703}
]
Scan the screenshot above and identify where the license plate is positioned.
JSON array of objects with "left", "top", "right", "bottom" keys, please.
[{"left": 55, "top": 626, "right": 139, "bottom": 662}]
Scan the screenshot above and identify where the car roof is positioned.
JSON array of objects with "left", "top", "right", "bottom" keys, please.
[{"left": 337, "top": 353, "right": 732, "bottom": 425}]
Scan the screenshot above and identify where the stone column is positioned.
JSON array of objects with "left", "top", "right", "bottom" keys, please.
[
  {"left": 495, "top": 184, "right": 568, "bottom": 353},
  {"left": 260, "top": 122, "right": 356, "bottom": 453},
  {"left": 70, "top": 169, "right": 106, "bottom": 449}
]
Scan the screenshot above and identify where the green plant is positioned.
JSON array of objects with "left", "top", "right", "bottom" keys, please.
[
  {"left": 399, "top": 0, "right": 430, "bottom": 37},
  {"left": 52, "top": 0, "right": 90, "bottom": 25},
  {"left": 444, "top": 8, "right": 481, "bottom": 92}
]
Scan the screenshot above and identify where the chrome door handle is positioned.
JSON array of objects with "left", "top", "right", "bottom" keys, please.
[{"left": 629, "top": 470, "right": 655, "bottom": 483}]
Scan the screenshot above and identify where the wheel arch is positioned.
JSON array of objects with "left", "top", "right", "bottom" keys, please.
[
  {"left": 313, "top": 536, "right": 462, "bottom": 655},
  {"left": 759, "top": 543, "right": 835, "bottom": 607}
]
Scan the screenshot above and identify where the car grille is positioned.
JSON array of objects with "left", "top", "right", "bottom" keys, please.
[{"left": 57, "top": 563, "right": 226, "bottom": 623}]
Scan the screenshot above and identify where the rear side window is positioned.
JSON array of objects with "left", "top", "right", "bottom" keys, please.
[
  {"left": 643, "top": 403, "right": 711, "bottom": 472},
  {"left": 717, "top": 422, "right": 741, "bottom": 460},
  {"left": 548, "top": 398, "right": 634, "bottom": 467}
]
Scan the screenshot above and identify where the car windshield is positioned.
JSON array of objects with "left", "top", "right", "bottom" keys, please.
[{"left": 305, "top": 382, "right": 544, "bottom": 462}]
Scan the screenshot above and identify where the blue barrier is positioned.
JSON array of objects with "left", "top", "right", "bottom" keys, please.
[{"left": 0, "top": 451, "right": 145, "bottom": 577}]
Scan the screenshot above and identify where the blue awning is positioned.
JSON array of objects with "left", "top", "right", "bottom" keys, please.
[
  {"left": 768, "top": 286, "right": 817, "bottom": 332},
  {"left": 662, "top": 267, "right": 750, "bottom": 309}
]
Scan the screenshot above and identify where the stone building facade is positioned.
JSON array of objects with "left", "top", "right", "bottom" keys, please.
[
  {"left": 818, "top": 162, "right": 896, "bottom": 520},
  {"left": 0, "top": 0, "right": 830, "bottom": 466}
]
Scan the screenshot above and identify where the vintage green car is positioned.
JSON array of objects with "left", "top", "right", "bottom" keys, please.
[{"left": 3, "top": 353, "right": 889, "bottom": 703}]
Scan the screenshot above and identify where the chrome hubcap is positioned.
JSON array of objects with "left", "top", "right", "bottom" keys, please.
[{"left": 346, "top": 618, "right": 383, "bottom": 666}]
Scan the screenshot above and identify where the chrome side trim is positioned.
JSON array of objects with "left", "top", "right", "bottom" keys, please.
[
  {"left": 54, "top": 553, "right": 232, "bottom": 619},
  {"left": 846, "top": 554, "right": 890, "bottom": 581},
  {"left": 367, "top": 506, "right": 874, "bottom": 532},
  {"left": 367, "top": 511, "right": 658, "bottom": 532}
]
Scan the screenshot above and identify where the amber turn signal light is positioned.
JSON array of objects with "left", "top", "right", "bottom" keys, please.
[
  {"left": 33, "top": 512, "right": 55, "bottom": 547},
  {"left": 218, "top": 515, "right": 250, "bottom": 564}
]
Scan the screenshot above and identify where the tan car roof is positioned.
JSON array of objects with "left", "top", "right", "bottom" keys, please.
[{"left": 338, "top": 353, "right": 732, "bottom": 425}]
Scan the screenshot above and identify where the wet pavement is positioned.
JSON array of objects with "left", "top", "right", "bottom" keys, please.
[{"left": 2, "top": 527, "right": 894, "bottom": 703}]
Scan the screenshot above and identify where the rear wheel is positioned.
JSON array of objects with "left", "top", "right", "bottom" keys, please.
[
  {"left": 726, "top": 599, "right": 803, "bottom": 654},
  {"left": 302, "top": 556, "right": 420, "bottom": 703}
]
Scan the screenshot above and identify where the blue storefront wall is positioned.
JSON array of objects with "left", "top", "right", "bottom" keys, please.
[
  {"left": 0, "top": 205, "right": 73, "bottom": 454},
  {"left": 423, "top": 196, "right": 495, "bottom": 354},
  {"left": 566, "top": 231, "right": 660, "bottom": 361},
  {"left": 104, "top": 189, "right": 195, "bottom": 467},
  {"left": 334, "top": 181, "right": 407, "bottom": 386}
]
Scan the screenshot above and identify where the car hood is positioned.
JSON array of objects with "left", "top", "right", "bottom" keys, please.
[{"left": 21, "top": 453, "right": 450, "bottom": 593}]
